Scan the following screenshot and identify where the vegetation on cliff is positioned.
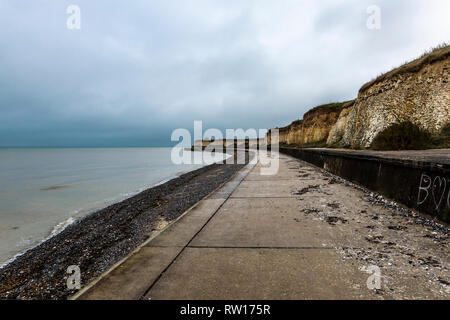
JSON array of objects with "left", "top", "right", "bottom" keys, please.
[
  {"left": 370, "top": 121, "right": 450, "bottom": 150},
  {"left": 275, "top": 100, "right": 355, "bottom": 148},
  {"left": 359, "top": 43, "right": 450, "bottom": 94},
  {"left": 370, "top": 121, "right": 432, "bottom": 150},
  {"left": 271, "top": 43, "right": 450, "bottom": 150},
  {"left": 431, "top": 123, "right": 450, "bottom": 149}
]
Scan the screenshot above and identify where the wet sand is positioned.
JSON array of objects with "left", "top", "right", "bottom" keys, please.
[{"left": 0, "top": 157, "right": 248, "bottom": 300}]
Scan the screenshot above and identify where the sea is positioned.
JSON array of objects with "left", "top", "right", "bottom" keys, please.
[{"left": 0, "top": 147, "right": 224, "bottom": 267}]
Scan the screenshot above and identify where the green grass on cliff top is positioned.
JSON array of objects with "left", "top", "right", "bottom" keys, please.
[
  {"left": 305, "top": 100, "right": 355, "bottom": 114},
  {"left": 360, "top": 43, "right": 450, "bottom": 93}
]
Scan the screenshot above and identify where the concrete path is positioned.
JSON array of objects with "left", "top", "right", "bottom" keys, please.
[{"left": 77, "top": 152, "right": 450, "bottom": 300}]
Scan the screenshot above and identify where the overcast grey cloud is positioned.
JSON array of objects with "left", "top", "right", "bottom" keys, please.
[{"left": 0, "top": 0, "right": 449, "bottom": 146}]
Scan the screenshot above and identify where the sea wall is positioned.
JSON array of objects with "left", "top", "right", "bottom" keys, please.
[{"left": 280, "top": 147, "right": 450, "bottom": 223}]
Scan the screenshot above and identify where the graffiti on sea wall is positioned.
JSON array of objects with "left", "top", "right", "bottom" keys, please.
[{"left": 417, "top": 173, "right": 450, "bottom": 212}]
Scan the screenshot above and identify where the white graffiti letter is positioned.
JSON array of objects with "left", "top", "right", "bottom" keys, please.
[
  {"left": 417, "top": 174, "right": 431, "bottom": 205},
  {"left": 447, "top": 186, "right": 450, "bottom": 210},
  {"left": 432, "top": 176, "right": 446, "bottom": 210}
]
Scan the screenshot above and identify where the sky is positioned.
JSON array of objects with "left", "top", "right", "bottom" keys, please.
[{"left": 0, "top": 0, "right": 449, "bottom": 147}]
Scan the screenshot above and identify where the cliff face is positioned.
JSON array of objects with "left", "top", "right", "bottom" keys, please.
[
  {"left": 275, "top": 102, "right": 352, "bottom": 146},
  {"left": 269, "top": 45, "right": 450, "bottom": 149},
  {"left": 341, "top": 49, "right": 450, "bottom": 148}
]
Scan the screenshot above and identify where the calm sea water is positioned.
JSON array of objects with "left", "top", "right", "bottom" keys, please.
[{"left": 0, "top": 147, "right": 218, "bottom": 266}]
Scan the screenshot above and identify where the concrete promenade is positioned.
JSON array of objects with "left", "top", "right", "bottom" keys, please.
[{"left": 77, "top": 152, "right": 450, "bottom": 300}]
